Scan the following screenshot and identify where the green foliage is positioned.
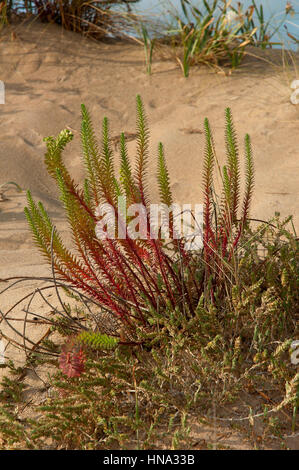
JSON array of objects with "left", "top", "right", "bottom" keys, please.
[
  {"left": 230, "top": 0, "right": 296, "bottom": 49},
  {"left": 157, "top": 142, "right": 173, "bottom": 207},
  {"left": 0, "top": 214, "right": 298, "bottom": 448},
  {"left": 202, "top": 107, "right": 255, "bottom": 302},
  {"left": 1, "top": 233, "right": 298, "bottom": 448},
  {"left": 160, "top": 0, "right": 296, "bottom": 75},
  {"left": 0, "top": 1, "right": 8, "bottom": 28},
  {"left": 165, "top": 0, "right": 251, "bottom": 75},
  {"left": 0, "top": 361, "right": 30, "bottom": 448},
  {"left": 2, "top": 1, "right": 142, "bottom": 39},
  {"left": 141, "top": 23, "right": 156, "bottom": 75},
  {"left": 77, "top": 331, "right": 118, "bottom": 350}
]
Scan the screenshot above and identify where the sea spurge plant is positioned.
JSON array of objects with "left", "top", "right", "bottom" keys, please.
[
  {"left": 202, "top": 108, "right": 254, "bottom": 298},
  {"left": 25, "top": 95, "right": 255, "bottom": 342}
]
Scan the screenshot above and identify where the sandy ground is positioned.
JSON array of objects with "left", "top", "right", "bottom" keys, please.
[{"left": 0, "top": 20, "right": 298, "bottom": 449}]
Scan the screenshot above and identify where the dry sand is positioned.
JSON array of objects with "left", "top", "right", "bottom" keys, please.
[{"left": 0, "top": 20, "right": 298, "bottom": 449}]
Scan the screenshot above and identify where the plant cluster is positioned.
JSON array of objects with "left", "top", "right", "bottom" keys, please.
[
  {"left": 0, "top": 96, "right": 298, "bottom": 449},
  {"left": 2, "top": 2, "right": 297, "bottom": 76},
  {"left": 0, "top": 229, "right": 298, "bottom": 449},
  {"left": 141, "top": 0, "right": 297, "bottom": 76},
  {"left": 24, "top": 96, "right": 256, "bottom": 353},
  {"left": 2, "top": 0, "right": 141, "bottom": 39}
]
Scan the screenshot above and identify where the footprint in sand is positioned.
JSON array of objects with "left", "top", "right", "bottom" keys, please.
[
  {"left": 17, "top": 53, "right": 42, "bottom": 74},
  {"left": 0, "top": 233, "right": 33, "bottom": 251}
]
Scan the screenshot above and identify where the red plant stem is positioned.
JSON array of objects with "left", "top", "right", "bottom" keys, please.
[
  {"left": 77, "top": 184, "right": 162, "bottom": 308},
  {"left": 52, "top": 258, "right": 129, "bottom": 319},
  {"left": 105, "top": 237, "right": 147, "bottom": 325},
  {"left": 69, "top": 181, "right": 160, "bottom": 313}
]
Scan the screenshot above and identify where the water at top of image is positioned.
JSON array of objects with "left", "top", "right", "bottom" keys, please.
[{"left": 133, "top": 0, "right": 299, "bottom": 51}]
